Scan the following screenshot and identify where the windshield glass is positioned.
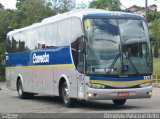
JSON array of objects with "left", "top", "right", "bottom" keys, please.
[
  {"left": 84, "top": 18, "right": 152, "bottom": 75},
  {"left": 84, "top": 19, "right": 121, "bottom": 75},
  {"left": 119, "top": 19, "right": 152, "bottom": 75}
]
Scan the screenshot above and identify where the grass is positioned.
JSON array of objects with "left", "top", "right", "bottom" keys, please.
[
  {"left": 153, "top": 56, "right": 160, "bottom": 85},
  {"left": 153, "top": 57, "right": 160, "bottom": 78}
]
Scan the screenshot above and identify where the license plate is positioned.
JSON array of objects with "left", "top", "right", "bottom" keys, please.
[{"left": 118, "top": 92, "right": 129, "bottom": 97}]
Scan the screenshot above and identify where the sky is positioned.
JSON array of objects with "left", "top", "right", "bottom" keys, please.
[{"left": 0, "top": 0, "right": 160, "bottom": 10}]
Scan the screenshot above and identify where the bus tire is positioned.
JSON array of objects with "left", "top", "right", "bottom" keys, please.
[
  {"left": 17, "top": 80, "right": 34, "bottom": 99},
  {"left": 112, "top": 99, "right": 126, "bottom": 106},
  {"left": 61, "top": 82, "right": 76, "bottom": 107}
]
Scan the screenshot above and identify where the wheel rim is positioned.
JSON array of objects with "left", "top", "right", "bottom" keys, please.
[
  {"left": 63, "top": 85, "right": 69, "bottom": 103},
  {"left": 18, "top": 83, "right": 22, "bottom": 96}
]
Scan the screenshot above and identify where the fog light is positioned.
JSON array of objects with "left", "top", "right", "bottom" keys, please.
[
  {"left": 147, "top": 91, "right": 152, "bottom": 95},
  {"left": 87, "top": 92, "right": 97, "bottom": 97}
]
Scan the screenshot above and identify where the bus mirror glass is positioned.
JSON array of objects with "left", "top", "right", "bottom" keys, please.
[{"left": 79, "top": 41, "right": 86, "bottom": 54}]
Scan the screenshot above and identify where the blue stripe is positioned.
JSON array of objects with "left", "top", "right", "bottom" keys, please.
[
  {"left": 85, "top": 13, "right": 143, "bottom": 19},
  {"left": 90, "top": 75, "right": 150, "bottom": 81},
  {"left": 6, "top": 47, "right": 72, "bottom": 67}
]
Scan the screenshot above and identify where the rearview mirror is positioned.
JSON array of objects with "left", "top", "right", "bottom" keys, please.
[
  {"left": 79, "top": 41, "right": 86, "bottom": 53},
  {"left": 76, "top": 35, "right": 86, "bottom": 54}
]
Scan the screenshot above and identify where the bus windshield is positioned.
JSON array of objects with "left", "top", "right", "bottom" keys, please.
[{"left": 84, "top": 18, "right": 152, "bottom": 76}]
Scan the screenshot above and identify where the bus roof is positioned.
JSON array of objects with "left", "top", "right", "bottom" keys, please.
[{"left": 7, "top": 9, "right": 144, "bottom": 36}]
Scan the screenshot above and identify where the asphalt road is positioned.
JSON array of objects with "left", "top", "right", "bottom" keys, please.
[{"left": 0, "top": 82, "right": 160, "bottom": 113}]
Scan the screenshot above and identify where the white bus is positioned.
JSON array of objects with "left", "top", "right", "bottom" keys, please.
[{"left": 6, "top": 9, "right": 153, "bottom": 107}]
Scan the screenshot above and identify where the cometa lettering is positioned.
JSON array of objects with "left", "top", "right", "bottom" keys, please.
[{"left": 33, "top": 52, "right": 49, "bottom": 64}]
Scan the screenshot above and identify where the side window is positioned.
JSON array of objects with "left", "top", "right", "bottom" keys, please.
[
  {"left": 6, "top": 36, "right": 12, "bottom": 53},
  {"left": 37, "top": 26, "right": 46, "bottom": 49},
  {"left": 46, "top": 23, "right": 57, "bottom": 48},
  {"left": 70, "top": 18, "right": 83, "bottom": 43},
  {"left": 57, "top": 19, "right": 70, "bottom": 46},
  {"left": 7, "top": 32, "right": 28, "bottom": 53},
  {"left": 18, "top": 31, "right": 28, "bottom": 51},
  {"left": 27, "top": 29, "right": 38, "bottom": 50},
  {"left": 11, "top": 33, "right": 19, "bottom": 53}
]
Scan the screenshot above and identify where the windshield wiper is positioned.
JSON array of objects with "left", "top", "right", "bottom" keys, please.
[
  {"left": 107, "top": 44, "right": 121, "bottom": 75},
  {"left": 107, "top": 53, "right": 120, "bottom": 75}
]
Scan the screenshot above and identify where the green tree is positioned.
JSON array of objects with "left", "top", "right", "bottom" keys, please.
[
  {"left": 148, "top": 11, "right": 160, "bottom": 23},
  {"left": 149, "top": 11, "right": 160, "bottom": 58},
  {"left": 0, "top": 5, "right": 12, "bottom": 77},
  {"left": 15, "top": 0, "right": 53, "bottom": 28},
  {"left": 0, "top": 6, "right": 8, "bottom": 77},
  {"left": 89, "top": 0, "right": 121, "bottom": 11},
  {"left": 150, "top": 18, "right": 160, "bottom": 43},
  {"left": 0, "top": 3, "right": 4, "bottom": 9},
  {"left": 154, "top": 40, "right": 159, "bottom": 58},
  {"left": 0, "top": 42, "right": 5, "bottom": 77},
  {"left": 0, "top": 8, "right": 9, "bottom": 42},
  {"left": 76, "top": 2, "right": 87, "bottom": 9},
  {"left": 48, "top": 0, "right": 76, "bottom": 14}
]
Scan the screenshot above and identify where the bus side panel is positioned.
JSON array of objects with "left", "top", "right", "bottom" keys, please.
[
  {"left": 5, "top": 68, "right": 12, "bottom": 90},
  {"left": 42, "top": 67, "right": 54, "bottom": 95},
  {"left": 31, "top": 68, "right": 42, "bottom": 94},
  {"left": 9, "top": 69, "right": 15, "bottom": 90},
  {"left": 6, "top": 47, "right": 74, "bottom": 96},
  {"left": 32, "top": 67, "right": 54, "bottom": 95},
  {"left": 16, "top": 68, "right": 33, "bottom": 93},
  {"left": 55, "top": 66, "right": 77, "bottom": 98},
  {"left": 53, "top": 47, "right": 78, "bottom": 98},
  {"left": 6, "top": 69, "right": 33, "bottom": 94},
  {"left": 31, "top": 49, "right": 54, "bottom": 95},
  {"left": 69, "top": 68, "right": 78, "bottom": 98},
  {"left": 6, "top": 52, "right": 33, "bottom": 92}
]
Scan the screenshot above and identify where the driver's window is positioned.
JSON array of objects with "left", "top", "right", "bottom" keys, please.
[
  {"left": 77, "top": 43, "right": 84, "bottom": 73},
  {"left": 70, "top": 17, "right": 84, "bottom": 73}
]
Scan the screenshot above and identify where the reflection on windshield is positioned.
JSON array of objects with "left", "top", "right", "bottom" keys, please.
[
  {"left": 85, "top": 19, "right": 121, "bottom": 75},
  {"left": 119, "top": 19, "right": 152, "bottom": 75},
  {"left": 84, "top": 19, "right": 152, "bottom": 75}
]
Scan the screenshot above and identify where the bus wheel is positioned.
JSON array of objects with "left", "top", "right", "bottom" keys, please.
[
  {"left": 61, "top": 82, "right": 76, "bottom": 107},
  {"left": 17, "top": 80, "right": 34, "bottom": 99},
  {"left": 112, "top": 99, "right": 126, "bottom": 106}
]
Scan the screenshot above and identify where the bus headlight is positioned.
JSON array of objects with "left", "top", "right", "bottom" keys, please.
[
  {"left": 139, "top": 83, "right": 152, "bottom": 88},
  {"left": 89, "top": 83, "right": 105, "bottom": 89}
]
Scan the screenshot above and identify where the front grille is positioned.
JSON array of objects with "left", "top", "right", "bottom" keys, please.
[{"left": 104, "top": 85, "right": 141, "bottom": 89}]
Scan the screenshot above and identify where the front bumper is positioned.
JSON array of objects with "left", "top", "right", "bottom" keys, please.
[{"left": 85, "top": 86, "right": 152, "bottom": 100}]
